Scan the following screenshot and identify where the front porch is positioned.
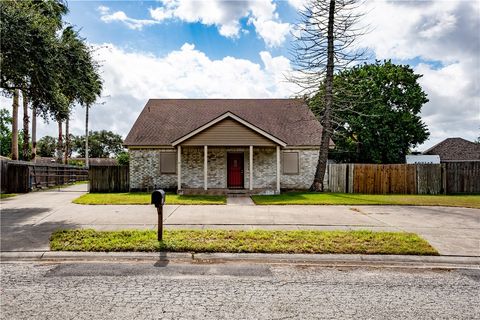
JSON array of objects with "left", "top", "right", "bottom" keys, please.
[{"left": 177, "top": 145, "right": 281, "bottom": 195}]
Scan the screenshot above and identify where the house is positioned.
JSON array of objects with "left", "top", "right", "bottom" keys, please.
[
  {"left": 423, "top": 137, "right": 480, "bottom": 162},
  {"left": 124, "top": 99, "right": 325, "bottom": 194}
]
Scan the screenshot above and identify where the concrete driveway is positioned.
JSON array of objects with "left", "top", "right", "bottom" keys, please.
[{"left": 1, "top": 184, "right": 479, "bottom": 256}]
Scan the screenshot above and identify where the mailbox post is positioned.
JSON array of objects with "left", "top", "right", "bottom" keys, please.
[{"left": 151, "top": 190, "right": 166, "bottom": 241}]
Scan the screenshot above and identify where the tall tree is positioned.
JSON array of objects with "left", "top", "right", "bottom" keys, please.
[
  {"left": 290, "top": 0, "right": 366, "bottom": 191},
  {"left": 58, "top": 26, "right": 103, "bottom": 165},
  {"left": 11, "top": 90, "right": 19, "bottom": 160},
  {"left": 56, "top": 120, "right": 63, "bottom": 162},
  {"left": 0, "top": 0, "right": 69, "bottom": 160},
  {"left": 22, "top": 92, "right": 29, "bottom": 160},
  {"left": 31, "top": 105, "right": 37, "bottom": 162},
  {"left": 329, "top": 61, "right": 430, "bottom": 163}
]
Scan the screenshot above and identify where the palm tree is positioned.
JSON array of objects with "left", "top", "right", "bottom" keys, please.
[{"left": 11, "top": 90, "right": 19, "bottom": 160}]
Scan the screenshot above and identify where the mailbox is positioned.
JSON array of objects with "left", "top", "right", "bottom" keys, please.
[
  {"left": 151, "top": 189, "right": 166, "bottom": 241},
  {"left": 151, "top": 189, "right": 166, "bottom": 208}
]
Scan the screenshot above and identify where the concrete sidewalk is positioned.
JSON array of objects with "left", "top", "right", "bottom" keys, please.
[{"left": 1, "top": 184, "right": 479, "bottom": 256}]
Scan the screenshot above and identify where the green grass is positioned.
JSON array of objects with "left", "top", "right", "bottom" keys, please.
[
  {"left": 0, "top": 193, "right": 17, "bottom": 199},
  {"left": 251, "top": 192, "right": 480, "bottom": 208},
  {"left": 73, "top": 192, "right": 226, "bottom": 205},
  {"left": 50, "top": 229, "right": 438, "bottom": 255}
]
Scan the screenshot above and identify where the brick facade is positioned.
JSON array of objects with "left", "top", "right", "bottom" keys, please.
[
  {"left": 129, "top": 147, "right": 319, "bottom": 192},
  {"left": 129, "top": 148, "right": 177, "bottom": 191}
]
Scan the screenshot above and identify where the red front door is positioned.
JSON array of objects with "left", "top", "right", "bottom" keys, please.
[{"left": 227, "top": 153, "right": 244, "bottom": 189}]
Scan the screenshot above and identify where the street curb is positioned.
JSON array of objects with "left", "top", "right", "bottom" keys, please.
[{"left": 1, "top": 251, "right": 479, "bottom": 269}]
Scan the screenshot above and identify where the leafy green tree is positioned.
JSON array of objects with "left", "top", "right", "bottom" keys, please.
[
  {"left": 116, "top": 151, "right": 130, "bottom": 166},
  {"left": 328, "top": 61, "right": 430, "bottom": 163},
  {"left": 1, "top": 1, "right": 101, "bottom": 164},
  {"left": 0, "top": 108, "right": 12, "bottom": 156},
  {"left": 73, "top": 130, "right": 124, "bottom": 158},
  {"left": 37, "top": 136, "right": 58, "bottom": 157},
  {"left": 0, "top": 0, "right": 69, "bottom": 161},
  {"left": 58, "top": 26, "right": 102, "bottom": 164},
  {"left": 0, "top": 108, "right": 29, "bottom": 158}
]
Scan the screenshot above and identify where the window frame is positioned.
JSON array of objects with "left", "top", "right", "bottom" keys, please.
[
  {"left": 282, "top": 151, "right": 299, "bottom": 175},
  {"left": 160, "top": 152, "right": 177, "bottom": 174}
]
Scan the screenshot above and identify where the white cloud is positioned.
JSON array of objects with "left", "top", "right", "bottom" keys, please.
[
  {"left": 358, "top": 0, "right": 480, "bottom": 149},
  {"left": 98, "top": 6, "right": 158, "bottom": 30},
  {"left": 97, "top": 5, "right": 110, "bottom": 15},
  {"left": 287, "top": 0, "right": 307, "bottom": 10},
  {"left": 415, "top": 62, "right": 479, "bottom": 149},
  {"left": 6, "top": 43, "right": 297, "bottom": 140},
  {"left": 250, "top": 18, "right": 290, "bottom": 47},
  {"left": 104, "top": 0, "right": 290, "bottom": 46}
]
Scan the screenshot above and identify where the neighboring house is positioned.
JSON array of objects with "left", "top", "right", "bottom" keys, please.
[
  {"left": 423, "top": 137, "right": 480, "bottom": 162},
  {"left": 124, "top": 99, "right": 325, "bottom": 194}
]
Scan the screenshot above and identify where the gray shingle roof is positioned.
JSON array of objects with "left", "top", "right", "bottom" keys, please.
[
  {"left": 423, "top": 137, "right": 480, "bottom": 161},
  {"left": 124, "top": 99, "right": 323, "bottom": 146}
]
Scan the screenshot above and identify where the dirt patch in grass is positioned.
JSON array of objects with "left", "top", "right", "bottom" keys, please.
[{"left": 50, "top": 229, "right": 438, "bottom": 255}]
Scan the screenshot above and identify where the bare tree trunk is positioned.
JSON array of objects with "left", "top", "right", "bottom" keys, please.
[
  {"left": 57, "top": 120, "right": 63, "bottom": 163},
  {"left": 64, "top": 116, "right": 69, "bottom": 165},
  {"left": 85, "top": 105, "right": 89, "bottom": 169},
  {"left": 31, "top": 105, "right": 37, "bottom": 163},
  {"left": 22, "top": 92, "right": 29, "bottom": 161},
  {"left": 310, "top": 0, "right": 335, "bottom": 192},
  {"left": 11, "top": 90, "right": 19, "bottom": 160}
]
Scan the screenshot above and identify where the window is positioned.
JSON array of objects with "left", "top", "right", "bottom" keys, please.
[
  {"left": 283, "top": 152, "right": 299, "bottom": 174},
  {"left": 160, "top": 152, "right": 176, "bottom": 174}
]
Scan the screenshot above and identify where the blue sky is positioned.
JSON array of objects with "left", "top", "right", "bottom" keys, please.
[
  {"left": 66, "top": 0, "right": 296, "bottom": 62},
  {"left": 8, "top": 0, "right": 480, "bottom": 150}
]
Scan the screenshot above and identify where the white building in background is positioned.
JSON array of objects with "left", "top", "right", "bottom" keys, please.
[{"left": 405, "top": 155, "right": 440, "bottom": 164}]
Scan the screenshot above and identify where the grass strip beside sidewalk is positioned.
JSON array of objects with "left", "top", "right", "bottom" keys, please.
[
  {"left": 73, "top": 193, "right": 226, "bottom": 205},
  {"left": 0, "top": 193, "right": 17, "bottom": 199},
  {"left": 50, "top": 229, "right": 438, "bottom": 255},
  {"left": 251, "top": 193, "right": 480, "bottom": 208}
]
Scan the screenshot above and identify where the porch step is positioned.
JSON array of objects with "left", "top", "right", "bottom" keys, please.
[{"left": 180, "top": 188, "right": 249, "bottom": 196}]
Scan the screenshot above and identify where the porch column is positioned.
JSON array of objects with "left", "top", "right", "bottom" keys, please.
[
  {"left": 249, "top": 145, "right": 253, "bottom": 190},
  {"left": 276, "top": 146, "right": 280, "bottom": 193},
  {"left": 204, "top": 145, "right": 208, "bottom": 190},
  {"left": 177, "top": 145, "right": 182, "bottom": 190}
]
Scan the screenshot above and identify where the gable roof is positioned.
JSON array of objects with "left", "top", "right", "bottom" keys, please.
[
  {"left": 171, "top": 112, "right": 287, "bottom": 147},
  {"left": 124, "top": 99, "right": 323, "bottom": 147},
  {"left": 423, "top": 137, "right": 480, "bottom": 161}
]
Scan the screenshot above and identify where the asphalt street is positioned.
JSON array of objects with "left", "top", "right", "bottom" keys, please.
[{"left": 1, "top": 261, "right": 479, "bottom": 319}]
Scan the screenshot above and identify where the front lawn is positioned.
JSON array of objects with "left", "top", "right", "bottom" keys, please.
[
  {"left": 50, "top": 229, "right": 438, "bottom": 255},
  {"left": 0, "top": 193, "right": 17, "bottom": 199},
  {"left": 73, "top": 192, "right": 226, "bottom": 205},
  {"left": 251, "top": 192, "right": 480, "bottom": 208}
]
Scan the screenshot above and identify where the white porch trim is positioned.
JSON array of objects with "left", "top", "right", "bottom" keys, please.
[
  {"left": 276, "top": 145, "right": 280, "bottom": 193},
  {"left": 204, "top": 145, "right": 208, "bottom": 190},
  {"left": 177, "top": 145, "right": 182, "bottom": 190},
  {"left": 249, "top": 145, "right": 253, "bottom": 190}
]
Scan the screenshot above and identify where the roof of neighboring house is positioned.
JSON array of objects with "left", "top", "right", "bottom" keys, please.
[
  {"left": 423, "top": 137, "right": 480, "bottom": 161},
  {"left": 124, "top": 99, "right": 323, "bottom": 147}
]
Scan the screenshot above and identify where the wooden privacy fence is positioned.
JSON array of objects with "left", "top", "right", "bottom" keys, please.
[
  {"left": 444, "top": 162, "right": 480, "bottom": 194},
  {"left": 89, "top": 165, "right": 129, "bottom": 193},
  {"left": 0, "top": 160, "right": 88, "bottom": 193},
  {"left": 326, "top": 162, "right": 479, "bottom": 194}
]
